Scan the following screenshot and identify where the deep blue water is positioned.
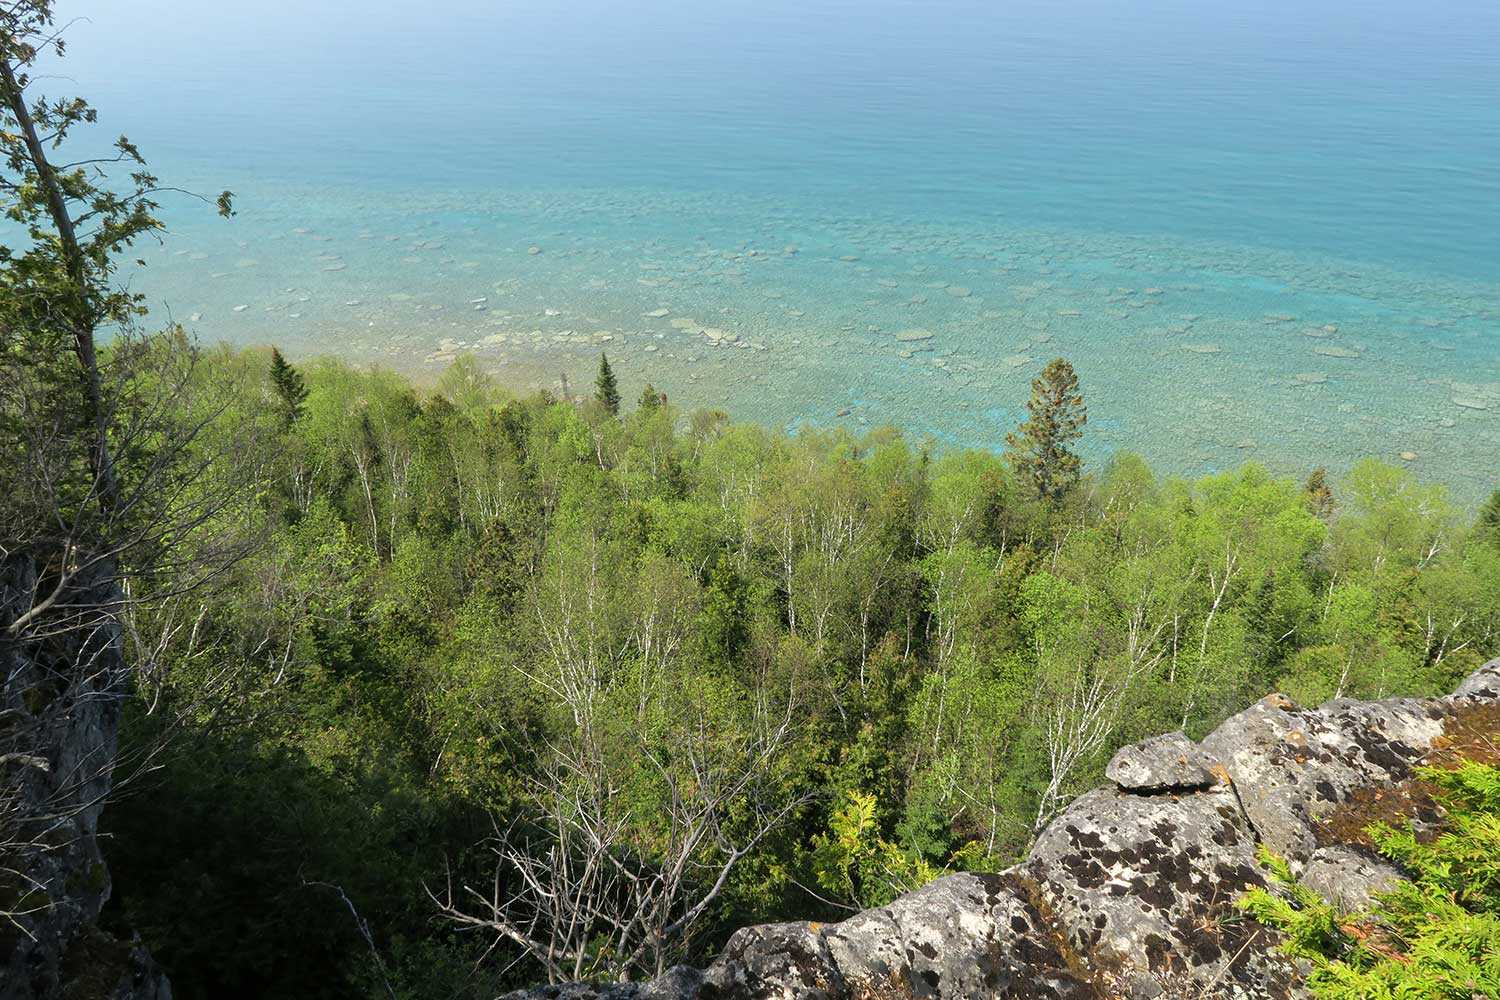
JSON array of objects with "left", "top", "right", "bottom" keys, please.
[{"left": 55, "top": 0, "right": 1500, "bottom": 498}]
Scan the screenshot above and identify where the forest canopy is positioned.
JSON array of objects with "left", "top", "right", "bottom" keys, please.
[
  {"left": 94, "top": 345, "right": 1500, "bottom": 999},
  {"left": 0, "top": 6, "right": 1493, "bottom": 996}
]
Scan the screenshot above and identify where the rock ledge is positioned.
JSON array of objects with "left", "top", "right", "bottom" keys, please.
[{"left": 507, "top": 657, "right": 1500, "bottom": 1000}]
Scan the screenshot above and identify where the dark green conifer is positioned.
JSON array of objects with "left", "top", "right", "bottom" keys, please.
[
  {"left": 1480, "top": 488, "right": 1500, "bottom": 548},
  {"left": 269, "top": 346, "right": 308, "bottom": 429},
  {"left": 1005, "top": 357, "right": 1086, "bottom": 502},
  {"left": 595, "top": 353, "right": 620, "bottom": 416},
  {"left": 639, "top": 383, "right": 665, "bottom": 413}
]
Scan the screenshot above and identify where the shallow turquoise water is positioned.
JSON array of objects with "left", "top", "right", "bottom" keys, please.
[{"left": 59, "top": 0, "right": 1500, "bottom": 499}]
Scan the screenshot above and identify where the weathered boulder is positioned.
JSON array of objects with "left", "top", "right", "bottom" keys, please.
[
  {"left": 1452, "top": 657, "right": 1500, "bottom": 700},
  {"left": 513, "top": 875, "right": 1100, "bottom": 1000},
  {"left": 1104, "top": 732, "right": 1217, "bottom": 792},
  {"left": 800, "top": 872, "right": 1095, "bottom": 999},
  {"left": 1297, "top": 846, "right": 1401, "bottom": 911},
  {"left": 504, "top": 658, "right": 1500, "bottom": 1000},
  {"left": 704, "top": 874, "right": 1103, "bottom": 999},
  {"left": 1198, "top": 693, "right": 1448, "bottom": 864},
  {"left": 1025, "top": 784, "right": 1294, "bottom": 998}
]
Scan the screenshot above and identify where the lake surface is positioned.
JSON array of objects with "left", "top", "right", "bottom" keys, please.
[{"left": 60, "top": 0, "right": 1500, "bottom": 499}]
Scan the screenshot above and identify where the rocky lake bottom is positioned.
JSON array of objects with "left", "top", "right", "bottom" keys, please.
[{"left": 141, "top": 184, "right": 1499, "bottom": 504}]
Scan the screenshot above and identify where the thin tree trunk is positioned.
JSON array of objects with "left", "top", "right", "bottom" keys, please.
[{"left": 0, "top": 55, "right": 117, "bottom": 512}]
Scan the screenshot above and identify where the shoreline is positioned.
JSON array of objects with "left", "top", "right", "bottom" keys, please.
[
  {"left": 253, "top": 333, "right": 1495, "bottom": 513},
  {"left": 135, "top": 183, "right": 1496, "bottom": 508}
]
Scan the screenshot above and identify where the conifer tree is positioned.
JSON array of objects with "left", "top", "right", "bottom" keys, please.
[
  {"left": 1005, "top": 357, "right": 1086, "bottom": 501},
  {"left": 1304, "top": 468, "right": 1335, "bottom": 519},
  {"left": 639, "top": 383, "right": 665, "bottom": 413},
  {"left": 595, "top": 353, "right": 620, "bottom": 416},
  {"left": 269, "top": 346, "right": 308, "bottom": 429},
  {"left": 1480, "top": 488, "right": 1500, "bottom": 549}
]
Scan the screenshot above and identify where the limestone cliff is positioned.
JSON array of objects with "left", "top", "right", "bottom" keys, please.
[
  {"left": 510, "top": 658, "right": 1500, "bottom": 1000},
  {"left": 1, "top": 555, "right": 169, "bottom": 1000}
]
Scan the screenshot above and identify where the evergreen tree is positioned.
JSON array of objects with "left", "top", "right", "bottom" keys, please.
[
  {"left": 1304, "top": 467, "right": 1335, "bottom": 519},
  {"left": 639, "top": 383, "right": 665, "bottom": 413},
  {"left": 1005, "top": 357, "right": 1086, "bottom": 501},
  {"left": 1476, "top": 488, "right": 1500, "bottom": 550},
  {"left": 269, "top": 346, "right": 308, "bottom": 429},
  {"left": 595, "top": 353, "right": 620, "bottom": 416}
]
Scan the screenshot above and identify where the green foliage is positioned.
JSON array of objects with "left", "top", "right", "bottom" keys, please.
[
  {"left": 269, "top": 346, "right": 308, "bottom": 428},
  {"left": 96, "top": 351, "right": 1498, "bottom": 998},
  {"left": 812, "top": 791, "right": 978, "bottom": 909},
  {"left": 1241, "top": 763, "right": 1500, "bottom": 999},
  {"left": 1481, "top": 489, "right": 1500, "bottom": 549},
  {"left": 1305, "top": 467, "right": 1335, "bottom": 519},
  {"left": 0, "top": 1, "right": 236, "bottom": 563},
  {"left": 12, "top": 2, "right": 1489, "bottom": 992}
]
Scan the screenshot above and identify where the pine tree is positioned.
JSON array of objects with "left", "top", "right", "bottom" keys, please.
[
  {"left": 1304, "top": 468, "right": 1335, "bottom": 519},
  {"left": 639, "top": 383, "right": 665, "bottom": 413},
  {"left": 1005, "top": 358, "right": 1086, "bottom": 502},
  {"left": 1480, "top": 488, "right": 1500, "bottom": 549},
  {"left": 595, "top": 353, "right": 620, "bottom": 417},
  {"left": 269, "top": 346, "right": 308, "bottom": 429}
]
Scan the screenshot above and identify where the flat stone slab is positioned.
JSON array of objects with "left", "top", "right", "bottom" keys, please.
[
  {"left": 895, "top": 328, "right": 935, "bottom": 342},
  {"left": 1105, "top": 731, "right": 1218, "bottom": 792}
]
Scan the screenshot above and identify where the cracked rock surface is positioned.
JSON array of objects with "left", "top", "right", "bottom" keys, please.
[
  {"left": 1025, "top": 783, "right": 1290, "bottom": 998},
  {"left": 506, "top": 658, "right": 1500, "bottom": 1000}
]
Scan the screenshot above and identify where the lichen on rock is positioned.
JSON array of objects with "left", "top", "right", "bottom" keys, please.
[
  {"left": 1104, "top": 732, "right": 1218, "bottom": 793},
  {"left": 502, "top": 657, "right": 1500, "bottom": 1000}
]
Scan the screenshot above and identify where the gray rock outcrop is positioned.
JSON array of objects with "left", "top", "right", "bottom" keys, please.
[
  {"left": 1104, "top": 732, "right": 1217, "bottom": 792},
  {"left": 507, "top": 657, "right": 1500, "bottom": 1000},
  {"left": 1, "top": 555, "right": 170, "bottom": 1000}
]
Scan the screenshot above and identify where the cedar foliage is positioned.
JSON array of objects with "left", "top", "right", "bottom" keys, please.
[{"left": 1241, "top": 762, "right": 1500, "bottom": 999}]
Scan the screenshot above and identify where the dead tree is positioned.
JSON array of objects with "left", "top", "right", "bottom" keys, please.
[{"left": 433, "top": 691, "right": 810, "bottom": 982}]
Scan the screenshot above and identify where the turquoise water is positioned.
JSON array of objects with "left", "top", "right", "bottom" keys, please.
[{"left": 61, "top": 0, "right": 1500, "bottom": 498}]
